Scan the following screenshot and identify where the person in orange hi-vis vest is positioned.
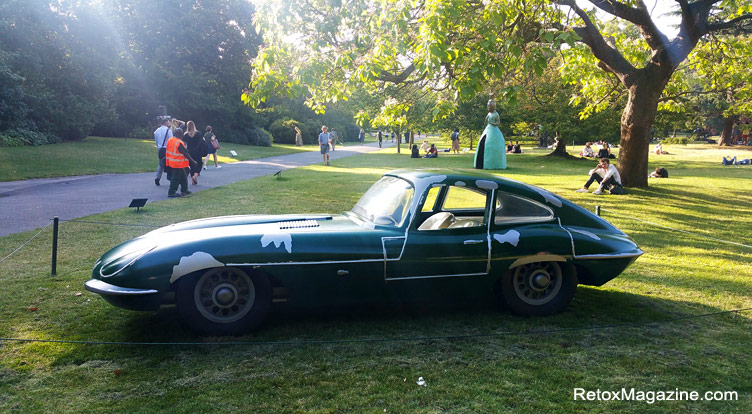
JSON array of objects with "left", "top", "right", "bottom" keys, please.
[{"left": 165, "top": 128, "right": 197, "bottom": 197}]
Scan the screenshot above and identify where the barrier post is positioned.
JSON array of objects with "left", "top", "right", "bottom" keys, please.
[
  {"left": 51, "top": 216, "right": 59, "bottom": 275},
  {"left": 595, "top": 205, "right": 601, "bottom": 216}
]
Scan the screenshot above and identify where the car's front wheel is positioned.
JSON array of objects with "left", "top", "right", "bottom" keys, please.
[
  {"left": 500, "top": 261, "right": 577, "bottom": 316},
  {"left": 176, "top": 267, "right": 271, "bottom": 336}
]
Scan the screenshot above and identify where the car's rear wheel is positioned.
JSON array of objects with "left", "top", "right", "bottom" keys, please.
[
  {"left": 176, "top": 267, "right": 271, "bottom": 336},
  {"left": 500, "top": 261, "right": 577, "bottom": 316}
]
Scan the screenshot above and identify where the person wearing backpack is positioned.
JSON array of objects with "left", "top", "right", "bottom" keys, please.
[{"left": 203, "top": 126, "right": 221, "bottom": 169}]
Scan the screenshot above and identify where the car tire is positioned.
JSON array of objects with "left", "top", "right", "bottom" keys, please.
[
  {"left": 176, "top": 267, "right": 272, "bottom": 336},
  {"left": 500, "top": 261, "right": 577, "bottom": 316}
]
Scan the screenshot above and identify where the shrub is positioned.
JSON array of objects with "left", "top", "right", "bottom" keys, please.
[
  {"left": 0, "top": 129, "right": 59, "bottom": 146},
  {"left": 268, "top": 119, "right": 299, "bottom": 144},
  {"left": 661, "top": 136, "right": 689, "bottom": 145}
]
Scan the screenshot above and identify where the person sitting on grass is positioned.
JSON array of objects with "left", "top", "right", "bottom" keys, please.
[
  {"left": 506, "top": 142, "right": 514, "bottom": 153},
  {"left": 580, "top": 142, "right": 594, "bottom": 157},
  {"left": 655, "top": 143, "right": 668, "bottom": 154},
  {"left": 411, "top": 144, "right": 420, "bottom": 158},
  {"left": 420, "top": 140, "right": 430, "bottom": 153},
  {"left": 425, "top": 144, "right": 438, "bottom": 158},
  {"left": 512, "top": 141, "right": 522, "bottom": 153},
  {"left": 575, "top": 158, "right": 623, "bottom": 195}
]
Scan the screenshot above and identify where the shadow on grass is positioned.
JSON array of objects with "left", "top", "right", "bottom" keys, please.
[{"left": 96, "top": 286, "right": 747, "bottom": 347}]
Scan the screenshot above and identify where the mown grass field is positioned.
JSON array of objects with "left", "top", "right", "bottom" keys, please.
[
  {"left": 1, "top": 143, "right": 751, "bottom": 413},
  {"left": 0, "top": 136, "right": 327, "bottom": 182}
]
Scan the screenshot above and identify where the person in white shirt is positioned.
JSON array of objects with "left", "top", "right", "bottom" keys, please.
[
  {"left": 580, "top": 142, "right": 594, "bottom": 157},
  {"left": 575, "top": 158, "right": 623, "bottom": 195}
]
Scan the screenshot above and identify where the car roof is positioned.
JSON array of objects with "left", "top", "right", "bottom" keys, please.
[{"left": 384, "top": 168, "right": 540, "bottom": 195}]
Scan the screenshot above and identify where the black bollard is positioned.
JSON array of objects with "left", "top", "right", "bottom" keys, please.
[
  {"left": 51, "top": 216, "right": 59, "bottom": 275},
  {"left": 595, "top": 205, "right": 601, "bottom": 216}
]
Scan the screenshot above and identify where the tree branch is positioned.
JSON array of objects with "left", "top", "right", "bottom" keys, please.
[
  {"left": 707, "top": 13, "right": 752, "bottom": 32},
  {"left": 556, "top": 0, "right": 636, "bottom": 84}
]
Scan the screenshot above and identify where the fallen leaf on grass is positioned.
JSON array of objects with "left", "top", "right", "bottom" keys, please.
[
  {"left": 27, "top": 307, "right": 38, "bottom": 311},
  {"left": 74, "top": 292, "right": 82, "bottom": 297}
]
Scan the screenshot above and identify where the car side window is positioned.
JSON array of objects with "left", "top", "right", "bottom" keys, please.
[
  {"left": 442, "top": 187, "right": 487, "bottom": 211},
  {"left": 495, "top": 192, "right": 554, "bottom": 224},
  {"left": 421, "top": 186, "right": 441, "bottom": 212}
]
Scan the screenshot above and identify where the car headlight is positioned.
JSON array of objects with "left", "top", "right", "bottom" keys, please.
[{"left": 99, "top": 245, "right": 157, "bottom": 278}]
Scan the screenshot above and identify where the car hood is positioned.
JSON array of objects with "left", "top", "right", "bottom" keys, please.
[{"left": 94, "top": 213, "right": 396, "bottom": 287}]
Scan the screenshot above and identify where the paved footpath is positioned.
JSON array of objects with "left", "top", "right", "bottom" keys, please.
[{"left": 1, "top": 141, "right": 394, "bottom": 237}]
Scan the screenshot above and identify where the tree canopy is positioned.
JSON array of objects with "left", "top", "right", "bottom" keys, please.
[{"left": 249, "top": 0, "right": 752, "bottom": 186}]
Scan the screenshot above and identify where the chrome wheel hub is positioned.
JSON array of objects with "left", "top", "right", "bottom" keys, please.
[
  {"left": 194, "top": 268, "right": 256, "bottom": 324},
  {"left": 513, "top": 262, "right": 563, "bottom": 305}
]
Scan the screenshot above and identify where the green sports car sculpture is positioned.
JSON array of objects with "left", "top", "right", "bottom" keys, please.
[{"left": 86, "top": 169, "right": 642, "bottom": 336}]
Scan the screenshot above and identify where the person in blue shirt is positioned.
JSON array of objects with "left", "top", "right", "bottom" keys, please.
[{"left": 319, "top": 125, "right": 331, "bottom": 166}]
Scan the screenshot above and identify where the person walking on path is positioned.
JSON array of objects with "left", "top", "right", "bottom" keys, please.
[
  {"left": 378, "top": 130, "right": 383, "bottom": 148},
  {"left": 450, "top": 128, "right": 460, "bottom": 154},
  {"left": 319, "top": 125, "right": 331, "bottom": 166},
  {"left": 203, "top": 126, "right": 220, "bottom": 169},
  {"left": 329, "top": 129, "right": 337, "bottom": 151},
  {"left": 166, "top": 128, "right": 197, "bottom": 197},
  {"left": 153, "top": 118, "right": 173, "bottom": 186},
  {"left": 182, "top": 121, "right": 206, "bottom": 185},
  {"left": 359, "top": 128, "right": 365, "bottom": 145}
]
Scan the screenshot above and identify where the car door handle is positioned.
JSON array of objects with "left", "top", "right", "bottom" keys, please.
[{"left": 464, "top": 239, "right": 484, "bottom": 245}]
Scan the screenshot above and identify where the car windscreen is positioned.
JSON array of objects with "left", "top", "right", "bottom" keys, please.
[{"left": 351, "top": 176, "right": 414, "bottom": 227}]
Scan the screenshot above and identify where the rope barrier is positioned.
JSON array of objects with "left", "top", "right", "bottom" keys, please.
[
  {"left": 0, "top": 307, "right": 749, "bottom": 347},
  {"left": 57, "top": 219, "right": 160, "bottom": 228},
  {"left": 600, "top": 207, "right": 752, "bottom": 250},
  {"left": 0, "top": 222, "right": 52, "bottom": 265}
]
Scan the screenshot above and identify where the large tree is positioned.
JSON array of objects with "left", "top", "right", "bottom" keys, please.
[{"left": 555, "top": 1, "right": 752, "bottom": 186}]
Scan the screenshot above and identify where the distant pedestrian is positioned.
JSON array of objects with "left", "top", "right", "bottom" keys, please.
[
  {"left": 203, "top": 126, "right": 220, "bottom": 169},
  {"left": 153, "top": 118, "right": 173, "bottom": 186},
  {"left": 319, "top": 125, "right": 331, "bottom": 166},
  {"left": 450, "top": 128, "right": 460, "bottom": 154},
  {"left": 359, "top": 128, "right": 365, "bottom": 145},
  {"left": 378, "top": 131, "right": 383, "bottom": 148},
  {"left": 391, "top": 131, "right": 395, "bottom": 142},
  {"left": 166, "top": 128, "right": 197, "bottom": 197},
  {"left": 329, "top": 129, "right": 337, "bottom": 151},
  {"left": 295, "top": 126, "right": 303, "bottom": 146},
  {"left": 182, "top": 121, "right": 206, "bottom": 185}
]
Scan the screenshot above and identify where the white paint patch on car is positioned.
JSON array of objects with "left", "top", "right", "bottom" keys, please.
[
  {"left": 170, "top": 252, "right": 224, "bottom": 283},
  {"left": 455, "top": 181, "right": 466, "bottom": 187},
  {"left": 476, "top": 180, "right": 498, "bottom": 190},
  {"left": 569, "top": 228, "right": 601, "bottom": 240},
  {"left": 531, "top": 186, "right": 563, "bottom": 207},
  {"left": 493, "top": 230, "right": 520, "bottom": 247},
  {"left": 261, "top": 233, "right": 293, "bottom": 253}
]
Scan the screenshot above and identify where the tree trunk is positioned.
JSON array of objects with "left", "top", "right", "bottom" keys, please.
[
  {"left": 549, "top": 138, "right": 570, "bottom": 157},
  {"left": 617, "top": 84, "right": 663, "bottom": 188},
  {"left": 718, "top": 116, "right": 736, "bottom": 146},
  {"left": 396, "top": 130, "right": 400, "bottom": 153}
]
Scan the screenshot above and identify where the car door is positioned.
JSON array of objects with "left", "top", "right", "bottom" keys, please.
[{"left": 385, "top": 184, "right": 491, "bottom": 280}]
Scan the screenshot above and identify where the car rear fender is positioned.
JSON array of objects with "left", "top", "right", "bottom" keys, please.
[{"left": 508, "top": 254, "right": 568, "bottom": 269}]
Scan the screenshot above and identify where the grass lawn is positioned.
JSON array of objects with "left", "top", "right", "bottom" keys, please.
[
  {"left": 0, "top": 136, "right": 322, "bottom": 182},
  {"left": 1, "top": 143, "right": 751, "bottom": 413}
]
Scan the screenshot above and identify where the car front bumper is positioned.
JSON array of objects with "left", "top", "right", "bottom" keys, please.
[{"left": 84, "top": 279, "right": 162, "bottom": 311}]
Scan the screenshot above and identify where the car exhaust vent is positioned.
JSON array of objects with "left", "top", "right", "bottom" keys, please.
[{"left": 278, "top": 220, "right": 320, "bottom": 229}]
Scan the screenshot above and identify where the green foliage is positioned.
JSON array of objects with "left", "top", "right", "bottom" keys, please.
[
  {"left": 0, "top": 0, "right": 117, "bottom": 144},
  {"left": 662, "top": 136, "right": 690, "bottom": 145}
]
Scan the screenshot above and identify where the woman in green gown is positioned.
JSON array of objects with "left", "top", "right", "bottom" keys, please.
[{"left": 474, "top": 96, "right": 507, "bottom": 169}]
